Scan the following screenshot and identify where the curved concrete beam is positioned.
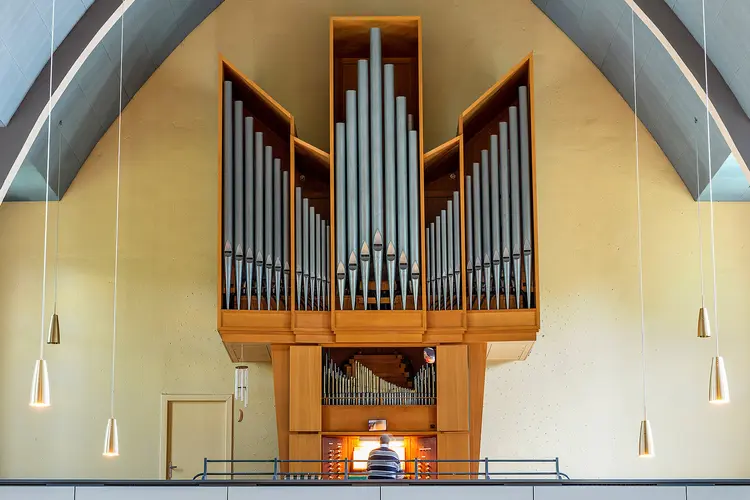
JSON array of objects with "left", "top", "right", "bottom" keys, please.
[
  {"left": 626, "top": 0, "right": 750, "bottom": 190},
  {"left": 0, "top": 0, "right": 134, "bottom": 205}
]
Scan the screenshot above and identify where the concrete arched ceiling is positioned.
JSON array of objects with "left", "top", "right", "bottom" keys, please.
[{"left": 1, "top": 0, "right": 749, "bottom": 202}]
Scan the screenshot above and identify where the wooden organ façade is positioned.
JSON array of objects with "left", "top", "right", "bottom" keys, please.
[{"left": 217, "top": 17, "right": 540, "bottom": 478}]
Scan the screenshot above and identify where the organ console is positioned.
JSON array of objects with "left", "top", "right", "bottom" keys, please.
[{"left": 217, "top": 15, "right": 540, "bottom": 480}]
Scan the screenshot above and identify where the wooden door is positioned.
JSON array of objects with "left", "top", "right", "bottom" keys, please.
[{"left": 162, "top": 396, "right": 233, "bottom": 479}]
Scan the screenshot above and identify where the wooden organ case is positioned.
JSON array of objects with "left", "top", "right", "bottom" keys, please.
[{"left": 217, "top": 17, "right": 540, "bottom": 478}]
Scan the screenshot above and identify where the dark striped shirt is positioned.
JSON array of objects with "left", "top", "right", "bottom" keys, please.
[{"left": 367, "top": 446, "right": 403, "bottom": 480}]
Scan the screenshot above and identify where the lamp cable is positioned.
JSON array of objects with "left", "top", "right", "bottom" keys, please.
[
  {"left": 53, "top": 121, "right": 62, "bottom": 315},
  {"left": 631, "top": 9, "right": 648, "bottom": 421}
]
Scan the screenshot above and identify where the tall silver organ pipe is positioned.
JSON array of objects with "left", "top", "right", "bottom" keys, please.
[
  {"left": 303, "top": 197, "right": 310, "bottom": 310},
  {"left": 274, "top": 158, "right": 282, "bottom": 310},
  {"left": 370, "top": 28, "right": 384, "bottom": 310},
  {"left": 345, "top": 90, "right": 359, "bottom": 310},
  {"left": 222, "top": 81, "right": 233, "bottom": 310},
  {"left": 254, "top": 132, "right": 264, "bottom": 310},
  {"left": 465, "top": 174, "right": 474, "bottom": 309},
  {"left": 427, "top": 225, "right": 434, "bottom": 308},
  {"left": 316, "top": 212, "right": 322, "bottom": 311},
  {"left": 335, "top": 122, "right": 347, "bottom": 310},
  {"left": 383, "top": 64, "right": 397, "bottom": 309},
  {"left": 264, "top": 145, "right": 273, "bottom": 309},
  {"left": 472, "top": 163, "right": 482, "bottom": 309},
  {"left": 481, "top": 150, "right": 491, "bottom": 310},
  {"left": 395, "top": 96, "right": 408, "bottom": 308},
  {"left": 509, "top": 106, "right": 521, "bottom": 309},
  {"left": 446, "top": 200, "right": 454, "bottom": 310},
  {"left": 435, "top": 214, "right": 442, "bottom": 309},
  {"left": 295, "top": 187, "right": 302, "bottom": 310},
  {"left": 408, "top": 129, "right": 420, "bottom": 309},
  {"left": 244, "top": 117, "right": 254, "bottom": 310},
  {"left": 452, "top": 191, "right": 461, "bottom": 308},
  {"left": 489, "top": 135, "right": 501, "bottom": 308},
  {"left": 500, "top": 122, "right": 511, "bottom": 310},
  {"left": 282, "top": 170, "right": 290, "bottom": 310},
  {"left": 233, "top": 101, "right": 244, "bottom": 311},
  {"left": 519, "top": 86, "right": 533, "bottom": 308},
  {"left": 440, "top": 209, "right": 448, "bottom": 311},
  {"left": 310, "top": 205, "right": 317, "bottom": 310},
  {"left": 358, "top": 60, "right": 371, "bottom": 309}
]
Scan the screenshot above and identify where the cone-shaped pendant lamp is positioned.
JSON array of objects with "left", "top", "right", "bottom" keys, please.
[
  {"left": 699, "top": 0, "right": 729, "bottom": 402},
  {"left": 103, "top": 3, "right": 125, "bottom": 457},
  {"left": 103, "top": 418, "right": 119, "bottom": 457},
  {"left": 638, "top": 419, "right": 654, "bottom": 458},
  {"left": 48, "top": 121, "right": 63, "bottom": 345},
  {"left": 30, "top": 0, "right": 58, "bottom": 406},
  {"left": 30, "top": 359, "right": 50, "bottom": 407},
  {"left": 709, "top": 356, "right": 729, "bottom": 404},
  {"left": 629, "top": 10, "right": 655, "bottom": 457},
  {"left": 697, "top": 307, "right": 711, "bottom": 339}
]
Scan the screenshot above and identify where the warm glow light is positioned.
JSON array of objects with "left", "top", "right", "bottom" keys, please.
[
  {"left": 351, "top": 438, "right": 405, "bottom": 471},
  {"left": 29, "top": 359, "right": 50, "bottom": 407}
]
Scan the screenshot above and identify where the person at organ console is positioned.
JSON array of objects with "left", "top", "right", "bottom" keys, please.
[{"left": 367, "top": 435, "right": 404, "bottom": 480}]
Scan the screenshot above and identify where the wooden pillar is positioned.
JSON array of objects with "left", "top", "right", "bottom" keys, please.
[
  {"left": 436, "top": 345, "right": 470, "bottom": 478},
  {"left": 271, "top": 345, "right": 290, "bottom": 473},
  {"left": 468, "top": 342, "right": 487, "bottom": 475},
  {"left": 288, "top": 346, "right": 322, "bottom": 474}
]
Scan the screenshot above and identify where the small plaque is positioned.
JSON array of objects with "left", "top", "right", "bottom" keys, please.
[{"left": 368, "top": 419, "right": 386, "bottom": 431}]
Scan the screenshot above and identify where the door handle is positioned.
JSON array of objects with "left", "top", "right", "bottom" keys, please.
[{"left": 168, "top": 461, "right": 178, "bottom": 480}]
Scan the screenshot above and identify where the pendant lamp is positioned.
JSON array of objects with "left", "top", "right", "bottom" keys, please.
[
  {"left": 30, "top": 0, "right": 58, "bottom": 407},
  {"left": 104, "top": 2, "right": 126, "bottom": 457},
  {"left": 629, "top": 10, "right": 654, "bottom": 458},
  {"left": 698, "top": 0, "right": 729, "bottom": 404}
]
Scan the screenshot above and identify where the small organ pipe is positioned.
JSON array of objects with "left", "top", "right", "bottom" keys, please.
[
  {"left": 303, "top": 197, "right": 310, "bottom": 310},
  {"left": 274, "top": 158, "right": 282, "bottom": 310},
  {"left": 325, "top": 224, "right": 330, "bottom": 311},
  {"left": 440, "top": 209, "right": 448, "bottom": 311},
  {"left": 264, "top": 146, "right": 273, "bottom": 310},
  {"left": 316, "top": 213, "right": 322, "bottom": 311},
  {"left": 244, "top": 117, "right": 254, "bottom": 310},
  {"left": 408, "top": 129, "right": 420, "bottom": 310},
  {"left": 310, "top": 205, "right": 317, "bottom": 310},
  {"left": 452, "top": 191, "right": 461, "bottom": 308},
  {"left": 465, "top": 174, "right": 474, "bottom": 309},
  {"left": 233, "top": 101, "right": 244, "bottom": 310},
  {"left": 472, "top": 163, "right": 482, "bottom": 309},
  {"left": 509, "top": 107, "right": 521, "bottom": 309},
  {"left": 481, "top": 151, "right": 491, "bottom": 310},
  {"left": 446, "top": 200, "right": 454, "bottom": 310},
  {"left": 346, "top": 90, "right": 359, "bottom": 310},
  {"left": 519, "top": 86, "right": 533, "bottom": 308},
  {"left": 282, "top": 170, "right": 289, "bottom": 310},
  {"left": 428, "top": 225, "right": 434, "bottom": 309},
  {"left": 435, "top": 215, "right": 442, "bottom": 310},
  {"left": 335, "top": 122, "right": 347, "bottom": 310},
  {"left": 490, "top": 135, "right": 501, "bottom": 309},
  {"left": 254, "top": 132, "right": 264, "bottom": 310},
  {"left": 295, "top": 187, "right": 302, "bottom": 310},
  {"left": 222, "top": 81, "right": 233, "bottom": 310},
  {"left": 499, "top": 122, "right": 511, "bottom": 308}
]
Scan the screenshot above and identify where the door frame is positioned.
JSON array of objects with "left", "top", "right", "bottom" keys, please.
[{"left": 159, "top": 393, "right": 234, "bottom": 479}]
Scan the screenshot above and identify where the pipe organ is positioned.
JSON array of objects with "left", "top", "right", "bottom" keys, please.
[{"left": 217, "top": 16, "right": 540, "bottom": 480}]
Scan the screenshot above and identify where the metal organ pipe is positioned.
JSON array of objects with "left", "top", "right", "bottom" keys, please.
[
  {"left": 233, "top": 101, "right": 244, "bottom": 311},
  {"left": 481, "top": 150, "right": 491, "bottom": 310},
  {"left": 316, "top": 212, "right": 322, "bottom": 311},
  {"left": 274, "top": 158, "right": 282, "bottom": 310},
  {"left": 335, "top": 122, "right": 347, "bottom": 311},
  {"left": 345, "top": 90, "right": 359, "bottom": 310},
  {"left": 244, "top": 117, "right": 255, "bottom": 310},
  {"left": 282, "top": 170, "right": 289, "bottom": 310},
  {"left": 465, "top": 174, "right": 474, "bottom": 309},
  {"left": 509, "top": 107, "right": 521, "bottom": 309},
  {"left": 310, "top": 205, "right": 317, "bottom": 310},
  {"left": 435, "top": 214, "right": 442, "bottom": 309},
  {"left": 383, "top": 64, "right": 397, "bottom": 309},
  {"left": 408, "top": 129, "right": 420, "bottom": 310},
  {"left": 395, "top": 96, "right": 409, "bottom": 309},
  {"left": 519, "top": 86, "right": 533, "bottom": 308},
  {"left": 499, "top": 122, "right": 511, "bottom": 310},
  {"left": 452, "top": 191, "right": 461, "bottom": 308},
  {"left": 472, "top": 163, "right": 482, "bottom": 309},
  {"left": 295, "top": 187, "right": 302, "bottom": 310},
  {"left": 303, "top": 197, "right": 310, "bottom": 310},
  {"left": 254, "top": 132, "right": 264, "bottom": 310},
  {"left": 370, "top": 28, "right": 384, "bottom": 310},
  {"left": 446, "top": 200, "right": 454, "bottom": 310},
  {"left": 357, "top": 60, "right": 372, "bottom": 309},
  {"left": 489, "top": 135, "right": 501, "bottom": 309},
  {"left": 440, "top": 209, "right": 448, "bottom": 311},
  {"left": 264, "top": 145, "right": 273, "bottom": 309},
  {"left": 222, "top": 81, "right": 233, "bottom": 310}
]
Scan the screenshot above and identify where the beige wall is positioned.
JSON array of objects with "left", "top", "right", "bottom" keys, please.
[{"left": 1, "top": 0, "right": 749, "bottom": 480}]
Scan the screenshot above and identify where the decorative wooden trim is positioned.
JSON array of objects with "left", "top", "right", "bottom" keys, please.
[{"left": 468, "top": 343, "right": 487, "bottom": 474}]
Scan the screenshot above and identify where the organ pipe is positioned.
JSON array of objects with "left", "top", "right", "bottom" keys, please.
[
  {"left": 222, "top": 81, "right": 233, "bottom": 310},
  {"left": 489, "top": 135, "right": 501, "bottom": 308},
  {"left": 254, "top": 131, "right": 264, "bottom": 310},
  {"left": 446, "top": 200, "right": 454, "bottom": 310},
  {"left": 274, "top": 158, "right": 282, "bottom": 310},
  {"left": 408, "top": 129, "right": 420, "bottom": 309},
  {"left": 335, "top": 122, "right": 346, "bottom": 310},
  {"left": 472, "top": 163, "right": 482, "bottom": 309},
  {"left": 465, "top": 174, "right": 474, "bottom": 310},
  {"left": 509, "top": 107, "right": 521, "bottom": 309},
  {"left": 370, "top": 28, "right": 384, "bottom": 310},
  {"left": 452, "top": 191, "right": 460, "bottom": 308},
  {"left": 383, "top": 64, "right": 397, "bottom": 309},
  {"left": 282, "top": 170, "right": 290, "bottom": 309},
  {"left": 358, "top": 60, "right": 371, "bottom": 309},
  {"left": 396, "top": 96, "right": 409, "bottom": 308},
  {"left": 519, "top": 86, "right": 533, "bottom": 308},
  {"left": 244, "top": 117, "right": 254, "bottom": 309},
  {"left": 295, "top": 186, "right": 302, "bottom": 310},
  {"left": 345, "top": 90, "right": 359, "bottom": 310},
  {"left": 233, "top": 101, "right": 244, "bottom": 311},
  {"left": 264, "top": 145, "right": 273, "bottom": 309},
  {"left": 500, "top": 122, "right": 511, "bottom": 309},
  {"left": 481, "top": 151, "right": 491, "bottom": 310}
]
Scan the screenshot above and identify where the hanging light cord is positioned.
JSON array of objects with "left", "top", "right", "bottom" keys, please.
[
  {"left": 109, "top": 3, "right": 125, "bottom": 420},
  {"left": 53, "top": 121, "right": 62, "bottom": 314},
  {"left": 631, "top": 10, "right": 648, "bottom": 420},
  {"left": 39, "top": 0, "right": 57, "bottom": 359},
  {"left": 701, "top": 0, "right": 719, "bottom": 356},
  {"left": 694, "top": 118, "right": 705, "bottom": 308}
]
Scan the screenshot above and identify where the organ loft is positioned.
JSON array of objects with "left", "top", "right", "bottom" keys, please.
[{"left": 218, "top": 17, "right": 539, "bottom": 478}]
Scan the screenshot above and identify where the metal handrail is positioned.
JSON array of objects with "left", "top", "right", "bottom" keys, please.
[{"left": 195, "top": 457, "right": 570, "bottom": 481}]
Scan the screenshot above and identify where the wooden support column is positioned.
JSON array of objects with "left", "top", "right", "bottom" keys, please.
[
  {"left": 468, "top": 342, "right": 487, "bottom": 475},
  {"left": 271, "top": 345, "right": 290, "bottom": 472},
  {"left": 436, "top": 345, "right": 470, "bottom": 478},
  {"left": 288, "top": 345, "right": 322, "bottom": 474}
]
